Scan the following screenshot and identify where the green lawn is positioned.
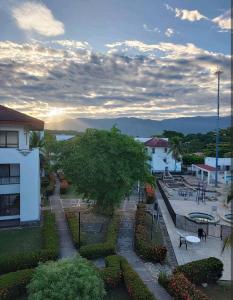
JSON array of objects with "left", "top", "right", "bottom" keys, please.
[
  {"left": 0, "top": 227, "right": 42, "bottom": 256},
  {"left": 60, "top": 184, "right": 83, "bottom": 200},
  {"left": 199, "top": 282, "right": 233, "bottom": 300}
]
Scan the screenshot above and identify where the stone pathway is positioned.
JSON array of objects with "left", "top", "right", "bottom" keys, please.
[
  {"left": 117, "top": 194, "right": 172, "bottom": 300},
  {"left": 50, "top": 177, "right": 77, "bottom": 258}
]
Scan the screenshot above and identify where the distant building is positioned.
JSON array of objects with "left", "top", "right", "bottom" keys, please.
[
  {"left": 55, "top": 134, "right": 75, "bottom": 142},
  {"left": 136, "top": 137, "right": 181, "bottom": 173},
  {"left": 0, "top": 105, "right": 44, "bottom": 225},
  {"left": 192, "top": 157, "right": 232, "bottom": 184}
]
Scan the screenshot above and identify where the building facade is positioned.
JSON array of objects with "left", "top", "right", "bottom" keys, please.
[
  {"left": 139, "top": 137, "right": 181, "bottom": 173},
  {"left": 0, "top": 105, "right": 44, "bottom": 224}
]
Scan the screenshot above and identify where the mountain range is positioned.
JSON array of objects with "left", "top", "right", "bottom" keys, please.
[{"left": 47, "top": 116, "right": 231, "bottom": 136}]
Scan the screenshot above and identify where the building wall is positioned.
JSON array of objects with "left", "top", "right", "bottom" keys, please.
[
  {"left": 205, "top": 157, "right": 232, "bottom": 170},
  {"left": 147, "top": 147, "right": 181, "bottom": 172},
  {"left": 0, "top": 125, "right": 29, "bottom": 149},
  {"left": 0, "top": 148, "right": 41, "bottom": 222}
]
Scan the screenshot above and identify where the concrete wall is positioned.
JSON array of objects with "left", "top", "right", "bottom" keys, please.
[
  {"left": 0, "top": 148, "right": 41, "bottom": 222},
  {"left": 205, "top": 157, "right": 232, "bottom": 170},
  {"left": 147, "top": 147, "right": 181, "bottom": 172}
]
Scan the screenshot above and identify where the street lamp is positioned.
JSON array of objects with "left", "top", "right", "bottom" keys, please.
[{"left": 214, "top": 69, "right": 223, "bottom": 187}]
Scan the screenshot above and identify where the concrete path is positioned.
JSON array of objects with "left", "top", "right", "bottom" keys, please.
[
  {"left": 117, "top": 194, "right": 171, "bottom": 300},
  {"left": 50, "top": 177, "right": 77, "bottom": 258}
]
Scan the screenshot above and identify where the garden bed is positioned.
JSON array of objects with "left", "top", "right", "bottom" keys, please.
[{"left": 199, "top": 282, "right": 233, "bottom": 300}]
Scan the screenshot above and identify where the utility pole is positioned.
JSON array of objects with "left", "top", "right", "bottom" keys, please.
[{"left": 214, "top": 70, "right": 223, "bottom": 187}]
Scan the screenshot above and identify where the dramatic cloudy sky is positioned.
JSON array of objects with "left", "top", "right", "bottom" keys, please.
[{"left": 0, "top": 0, "right": 231, "bottom": 123}]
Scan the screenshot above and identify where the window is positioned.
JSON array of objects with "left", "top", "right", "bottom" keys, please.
[
  {"left": 0, "top": 131, "right": 19, "bottom": 148},
  {"left": 152, "top": 148, "right": 155, "bottom": 154},
  {"left": 164, "top": 148, "right": 167, "bottom": 153},
  {"left": 226, "top": 166, "right": 230, "bottom": 171},
  {"left": 0, "top": 164, "right": 20, "bottom": 184},
  {"left": 0, "top": 194, "right": 20, "bottom": 216},
  {"left": 163, "top": 158, "right": 167, "bottom": 163}
]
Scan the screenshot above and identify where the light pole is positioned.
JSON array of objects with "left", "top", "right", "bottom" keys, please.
[{"left": 214, "top": 70, "right": 223, "bottom": 187}]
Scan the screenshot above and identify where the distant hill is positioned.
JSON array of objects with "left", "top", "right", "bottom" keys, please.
[{"left": 46, "top": 116, "right": 231, "bottom": 136}]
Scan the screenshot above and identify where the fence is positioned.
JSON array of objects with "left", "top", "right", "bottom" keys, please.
[{"left": 156, "top": 179, "right": 176, "bottom": 225}]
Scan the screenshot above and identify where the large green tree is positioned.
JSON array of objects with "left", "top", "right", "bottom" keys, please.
[
  {"left": 168, "top": 136, "right": 183, "bottom": 171},
  {"left": 60, "top": 127, "right": 153, "bottom": 210}
]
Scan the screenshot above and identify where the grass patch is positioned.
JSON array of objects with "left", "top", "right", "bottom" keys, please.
[
  {"left": 199, "top": 282, "right": 233, "bottom": 300},
  {"left": 60, "top": 184, "right": 82, "bottom": 199},
  {"left": 0, "top": 227, "right": 41, "bottom": 256}
]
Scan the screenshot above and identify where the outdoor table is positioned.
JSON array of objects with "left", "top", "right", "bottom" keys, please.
[{"left": 185, "top": 236, "right": 200, "bottom": 243}]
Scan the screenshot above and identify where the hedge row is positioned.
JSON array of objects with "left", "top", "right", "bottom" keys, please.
[
  {"left": 65, "top": 211, "right": 83, "bottom": 248},
  {"left": 135, "top": 204, "right": 167, "bottom": 263},
  {"left": 44, "top": 173, "right": 56, "bottom": 197},
  {"left": 158, "top": 257, "right": 223, "bottom": 300},
  {"left": 0, "top": 269, "right": 34, "bottom": 300},
  {"left": 0, "top": 211, "right": 59, "bottom": 275},
  {"left": 79, "top": 215, "right": 119, "bottom": 259},
  {"left": 101, "top": 255, "right": 122, "bottom": 290},
  {"left": 120, "top": 257, "right": 155, "bottom": 300},
  {"left": 174, "top": 257, "right": 223, "bottom": 285},
  {"left": 167, "top": 273, "right": 209, "bottom": 300}
]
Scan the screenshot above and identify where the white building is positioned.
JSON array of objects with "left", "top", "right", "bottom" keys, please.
[
  {"left": 0, "top": 105, "right": 44, "bottom": 225},
  {"left": 192, "top": 157, "right": 232, "bottom": 184},
  {"left": 137, "top": 137, "right": 181, "bottom": 173}
]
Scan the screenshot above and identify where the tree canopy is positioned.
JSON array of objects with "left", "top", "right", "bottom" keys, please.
[{"left": 60, "top": 127, "right": 153, "bottom": 210}]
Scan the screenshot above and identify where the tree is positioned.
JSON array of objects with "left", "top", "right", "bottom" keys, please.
[
  {"left": 28, "top": 256, "right": 105, "bottom": 300},
  {"left": 30, "top": 131, "right": 45, "bottom": 149},
  {"left": 161, "top": 130, "right": 184, "bottom": 140},
  {"left": 168, "top": 136, "right": 183, "bottom": 171},
  {"left": 182, "top": 154, "right": 204, "bottom": 166},
  {"left": 60, "top": 127, "right": 153, "bottom": 211}
]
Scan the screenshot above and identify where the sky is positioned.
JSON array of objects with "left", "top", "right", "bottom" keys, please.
[{"left": 0, "top": 0, "right": 231, "bottom": 123}]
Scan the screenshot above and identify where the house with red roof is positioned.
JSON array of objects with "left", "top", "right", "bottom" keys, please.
[
  {"left": 141, "top": 137, "right": 181, "bottom": 173},
  {"left": 0, "top": 105, "right": 44, "bottom": 226}
]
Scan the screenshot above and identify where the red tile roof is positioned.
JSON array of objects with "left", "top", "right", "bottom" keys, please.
[
  {"left": 194, "top": 164, "right": 216, "bottom": 172},
  {"left": 0, "top": 105, "right": 44, "bottom": 130},
  {"left": 145, "top": 138, "right": 169, "bottom": 148}
]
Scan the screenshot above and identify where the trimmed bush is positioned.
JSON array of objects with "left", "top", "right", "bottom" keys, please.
[
  {"left": 120, "top": 257, "right": 155, "bottom": 300},
  {"left": 0, "top": 269, "right": 34, "bottom": 300},
  {"left": 144, "top": 184, "right": 155, "bottom": 204},
  {"left": 0, "top": 211, "right": 59, "bottom": 275},
  {"left": 79, "top": 215, "right": 119, "bottom": 259},
  {"left": 167, "top": 273, "right": 209, "bottom": 300},
  {"left": 174, "top": 257, "right": 223, "bottom": 284},
  {"left": 101, "top": 256, "right": 122, "bottom": 290},
  {"left": 158, "top": 271, "right": 169, "bottom": 290},
  {"left": 65, "top": 211, "right": 82, "bottom": 248},
  {"left": 45, "top": 173, "right": 56, "bottom": 196},
  {"left": 135, "top": 204, "right": 167, "bottom": 263}
]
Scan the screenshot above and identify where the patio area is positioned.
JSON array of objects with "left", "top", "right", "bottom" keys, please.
[{"left": 157, "top": 189, "right": 231, "bottom": 281}]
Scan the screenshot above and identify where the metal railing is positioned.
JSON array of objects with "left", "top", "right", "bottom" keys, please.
[{"left": 0, "top": 176, "right": 20, "bottom": 185}]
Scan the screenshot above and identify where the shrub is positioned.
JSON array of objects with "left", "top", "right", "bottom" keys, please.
[
  {"left": 135, "top": 204, "right": 167, "bottom": 263},
  {"left": 120, "top": 257, "right": 155, "bottom": 300},
  {"left": 101, "top": 255, "right": 122, "bottom": 289},
  {"left": 0, "top": 269, "right": 34, "bottom": 300},
  {"left": 144, "top": 184, "right": 155, "bottom": 204},
  {"left": 174, "top": 257, "right": 223, "bottom": 284},
  {"left": 167, "top": 273, "right": 209, "bottom": 300},
  {"left": 0, "top": 211, "right": 59, "bottom": 275},
  {"left": 79, "top": 215, "right": 119, "bottom": 259},
  {"left": 60, "top": 179, "right": 69, "bottom": 194},
  {"left": 45, "top": 173, "right": 56, "bottom": 196},
  {"left": 27, "top": 256, "right": 105, "bottom": 300},
  {"left": 65, "top": 211, "right": 83, "bottom": 248}
]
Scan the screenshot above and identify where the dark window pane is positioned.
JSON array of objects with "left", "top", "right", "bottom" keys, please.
[
  {"left": 0, "top": 194, "right": 20, "bottom": 216},
  {"left": 0, "top": 132, "right": 5, "bottom": 147},
  {"left": 6, "top": 132, "right": 18, "bottom": 147}
]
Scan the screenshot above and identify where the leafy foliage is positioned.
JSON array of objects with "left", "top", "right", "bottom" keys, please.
[
  {"left": 60, "top": 127, "right": 153, "bottom": 210},
  {"left": 182, "top": 154, "right": 204, "bottom": 166},
  {"left": 28, "top": 256, "right": 106, "bottom": 300}
]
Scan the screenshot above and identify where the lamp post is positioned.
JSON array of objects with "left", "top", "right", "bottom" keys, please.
[
  {"left": 77, "top": 200, "right": 81, "bottom": 248},
  {"left": 214, "top": 70, "right": 223, "bottom": 187}
]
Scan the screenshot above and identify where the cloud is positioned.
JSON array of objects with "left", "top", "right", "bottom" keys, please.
[
  {"left": 165, "top": 28, "right": 174, "bottom": 37},
  {"left": 143, "top": 24, "right": 160, "bottom": 33},
  {"left": 0, "top": 40, "right": 230, "bottom": 122},
  {"left": 12, "top": 1, "right": 65, "bottom": 37},
  {"left": 212, "top": 10, "right": 231, "bottom": 31},
  {"left": 165, "top": 4, "right": 208, "bottom": 22},
  {"left": 52, "top": 40, "right": 91, "bottom": 49}
]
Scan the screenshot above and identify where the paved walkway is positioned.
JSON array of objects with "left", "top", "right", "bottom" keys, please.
[
  {"left": 117, "top": 194, "right": 171, "bottom": 300},
  {"left": 50, "top": 177, "right": 77, "bottom": 258}
]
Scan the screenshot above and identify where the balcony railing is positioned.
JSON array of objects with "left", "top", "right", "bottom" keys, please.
[{"left": 0, "top": 177, "right": 20, "bottom": 185}]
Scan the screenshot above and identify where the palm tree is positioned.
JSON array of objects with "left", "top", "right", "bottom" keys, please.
[
  {"left": 30, "top": 131, "right": 45, "bottom": 149},
  {"left": 168, "top": 136, "right": 183, "bottom": 171},
  {"left": 222, "top": 232, "right": 233, "bottom": 252}
]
